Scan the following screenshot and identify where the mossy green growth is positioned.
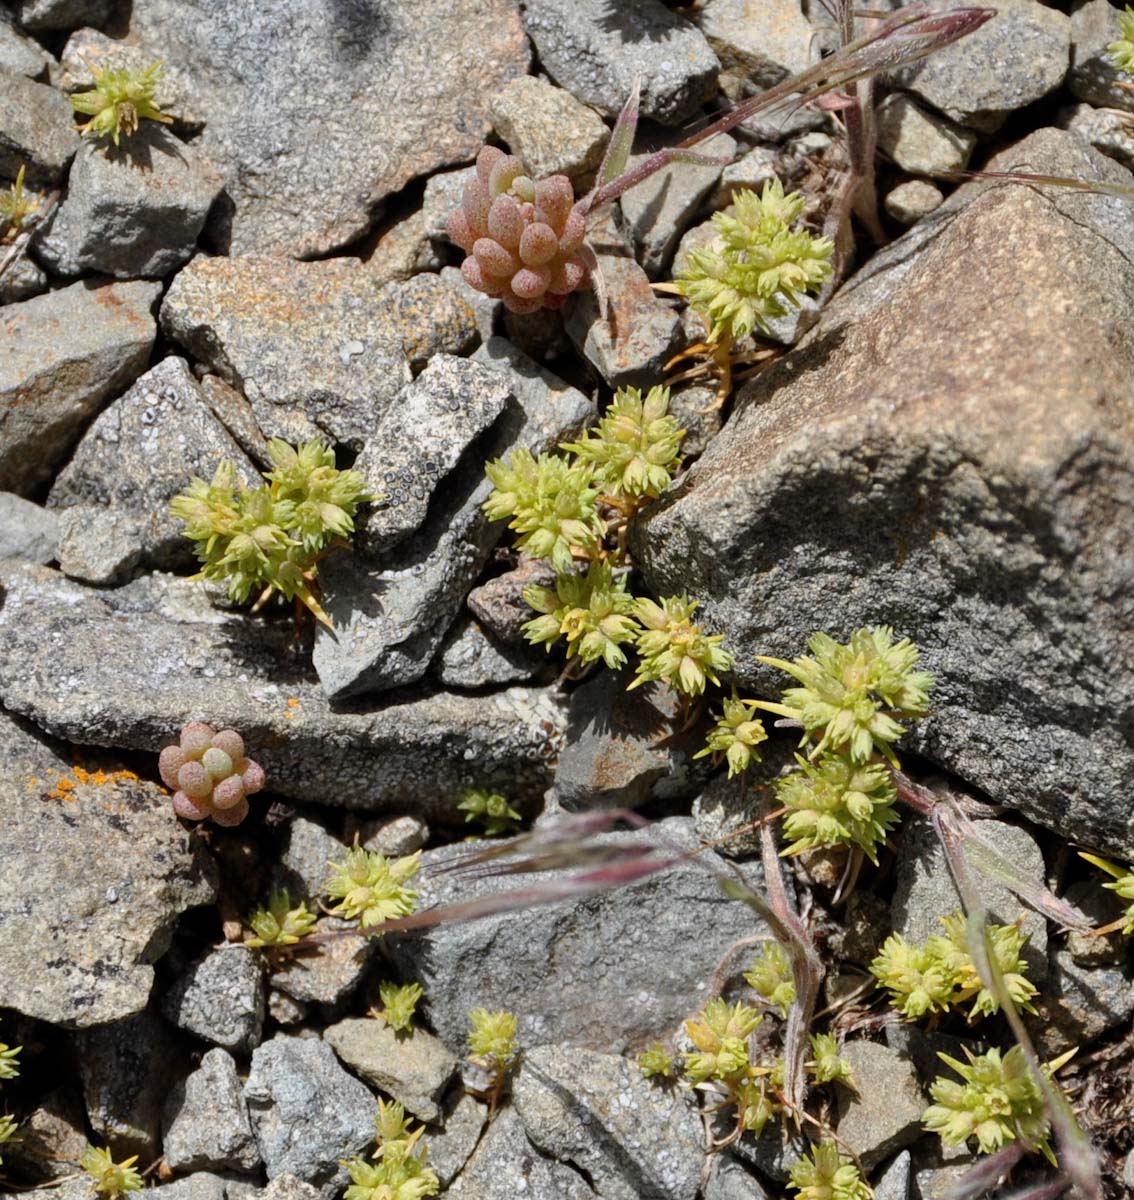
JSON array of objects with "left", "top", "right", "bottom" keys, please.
[
  {"left": 344, "top": 1098, "right": 439, "bottom": 1200},
  {"left": 637, "top": 1042, "right": 676, "bottom": 1080},
  {"left": 744, "top": 941, "right": 796, "bottom": 1017},
  {"left": 695, "top": 692, "right": 767, "bottom": 778},
  {"left": 788, "top": 1143, "right": 871, "bottom": 1200},
  {"left": 629, "top": 595, "right": 732, "bottom": 697},
  {"left": 468, "top": 1008, "right": 519, "bottom": 1067},
  {"left": 522, "top": 559, "right": 640, "bottom": 669},
  {"left": 80, "top": 1145, "right": 144, "bottom": 1198},
  {"left": 683, "top": 998, "right": 763, "bottom": 1084},
  {"left": 807, "top": 1033, "right": 854, "bottom": 1088},
  {"left": 69, "top": 62, "right": 172, "bottom": 145},
  {"left": 244, "top": 890, "right": 317, "bottom": 948},
  {"left": 377, "top": 981, "right": 424, "bottom": 1032},
  {"left": 323, "top": 848, "right": 420, "bottom": 929},
  {"left": 1107, "top": 5, "right": 1134, "bottom": 73},
  {"left": 456, "top": 787, "right": 522, "bottom": 837}
]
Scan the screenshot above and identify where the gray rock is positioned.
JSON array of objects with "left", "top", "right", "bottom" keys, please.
[
  {"left": 704, "top": 1154, "right": 769, "bottom": 1200},
  {"left": 160, "top": 255, "right": 411, "bottom": 450},
  {"left": 710, "top": 145, "right": 781, "bottom": 210},
  {"left": 0, "top": 68, "right": 79, "bottom": 183},
  {"left": 0, "top": 10, "right": 53, "bottom": 78},
  {"left": 199, "top": 374, "right": 273, "bottom": 468},
  {"left": 386, "top": 817, "right": 769, "bottom": 1054},
  {"left": 363, "top": 212, "right": 444, "bottom": 288},
  {"left": 912, "top": 1155, "right": 981, "bottom": 1200},
  {"left": 445, "top": 1106, "right": 597, "bottom": 1199},
  {"left": 151, "top": 1176, "right": 228, "bottom": 1200},
  {"left": 440, "top": 263, "right": 501, "bottom": 343},
  {"left": 1071, "top": 0, "right": 1134, "bottom": 113},
  {"left": 0, "top": 492, "right": 59, "bottom": 563},
  {"left": 254, "top": 1178, "right": 324, "bottom": 1200},
  {"left": 4, "top": 1090, "right": 88, "bottom": 1180},
  {"left": 891, "top": 0, "right": 1070, "bottom": 132},
  {"left": 0, "top": 563, "right": 566, "bottom": 816},
  {"left": 892, "top": 815, "right": 1048, "bottom": 981},
  {"left": 873, "top": 1151, "right": 911, "bottom": 1200},
  {"left": 434, "top": 614, "right": 544, "bottom": 688},
  {"left": 17, "top": 0, "right": 111, "bottom": 31},
  {"left": 244, "top": 1036, "right": 377, "bottom": 1200},
  {"left": 0, "top": 278, "right": 160, "bottom": 495},
  {"left": 76, "top": 1010, "right": 182, "bottom": 1158},
  {"left": 276, "top": 816, "right": 345, "bottom": 902},
  {"left": 875, "top": 94, "right": 976, "bottom": 174},
  {"left": 0, "top": 709, "right": 217, "bottom": 1027},
  {"left": 116, "top": 0, "right": 528, "bottom": 255},
  {"left": 834, "top": 1041, "right": 925, "bottom": 1172},
  {"left": 490, "top": 75, "right": 609, "bottom": 180},
  {"left": 472, "top": 334, "right": 592, "bottom": 420},
  {"left": 522, "top": 0, "right": 719, "bottom": 125},
  {"left": 163, "top": 1049, "right": 261, "bottom": 1173},
  {"left": 697, "top": 0, "right": 814, "bottom": 91},
  {"left": 514, "top": 1043, "right": 702, "bottom": 1200},
  {"left": 1063, "top": 101, "right": 1134, "bottom": 170},
  {"left": 323, "top": 1017, "right": 458, "bottom": 1123},
  {"left": 36, "top": 125, "right": 224, "bottom": 278},
  {"left": 467, "top": 552, "right": 559, "bottom": 645},
  {"left": 425, "top": 1091, "right": 487, "bottom": 1187},
  {"left": 692, "top": 736, "right": 798, "bottom": 857},
  {"left": 633, "top": 129, "right": 1134, "bottom": 855},
  {"left": 0, "top": 251, "right": 48, "bottom": 304},
  {"left": 1029, "top": 947, "right": 1134, "bottom": 1057},
  {"left": 268, "top": 919, "right": 375, "bottom": 1010},
  {"left": 267, "top": 991, "right": 307, "bottom": 1027},
  {"left": 884, "top": 180, "right": 944, "bottom": 225},
  {"left": 727, "top": 1124, "right": 807, "bottom": 1182},
  {"left": 47, "top": 357, "right": 260, "bottom": 585},
  {"left": 621, "top": 131, "right": 736, "bottom": 276},
  {"left": 378, "top": 273, "right": 478, "bottom": 372},
  {"left": 355, "top": 355, "right": 511, "bottom": 557},
  {"left": 310, "top": 341, "right": 595, "bottom": 698},
  {"left": 422, "top": 166, "right": 476, "bottom": 242},
  {"left": 1063, "top": 877, "right": 1127, "bottom": 967},
  {"left": 162, "top": 945, "right": 266, "bottom": 1055},
  {"left": 356, "top": 814, "right": 429, "bottom": 857},
  {"left": 565, "top": 251, "right": 684, "bottom": 388},
  {"left": 668, "top": 385, "right": 722, "bottom": 461}
]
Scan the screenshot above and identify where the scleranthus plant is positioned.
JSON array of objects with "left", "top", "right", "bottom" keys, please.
[
  {"left": 244, "top": 890, "right": 316, "bottom": 948},
  {"left": 344, "top": 1098, "right": 439, "bottom": 1200},
  {"left": 159, "top": 722, "right": 266, "bottom": 827},
  {"left": 80, "top": 1145, "right": 144, "bottom": 1198},
  {"left": 744, "top": 941, "right": 796, "bottom": 1017},
  {"left": 0, "top": 1044, "right": 19, "bottom": 1081},
  {"left": 630, "top": 594, "right": 733, "bottom": 696},
  {"left": 695, "top": 692, "right": 768, "bottom": 778},
  {"left": 377, "top": 981, "right": 424, "bottom": 1033},
  {"left": 1079, "top": 851, "right": 1134, "bottom": 934},
  {"left": 1107, "top": 5, "right": 1134, "bottom": 74},
  {"left": 69, "top": 61, "right": 171, "bottom": 145},
  {"left": 0, "top": 1114, "right": 17, "bottom": 1165},
  {"left": 467, "top": 1008, "right": 519, "bottom": 1114},
  {"left": 324, "top": 848, "right": 421, "bottom": 929},
  {"left": 456, "top": 787, "right": 522, "bottom": 837},
  {"left": 788, "top": 1143, "right": 871, "bottom": 1200},
  {"left": 637, "top": 1042, "right": 676, "bottom": 1080},
  {"left": 522, "top": 559, "right": 640, "bottom": 669},
  {"left": 0, "top": 165, "right": 38, "bottom": 243}
]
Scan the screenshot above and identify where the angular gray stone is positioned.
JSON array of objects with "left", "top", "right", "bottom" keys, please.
[
  {"left": 267, "top": 919, "right": 375, "bottom": 1009},
  {"left": 0, "top": 492, "right": 59, "bottom": 563},
  {"left": 362, "top": 211, "right": 444, "bottom": 287},
  {"left": 710, "top": 145, "right": 780, "bottom": 210},
  {"left": 244, "top": 1036, "right": 377, "bottom": 1200},
  {"left": 489, "top": 75, "right": 609, "bottom": 180},
  {"left": 0, "top": 251, "right": 48, "bottom": 305},
  {"left": 160, "top": 256, "right": 411, "bottom": 450},
  {"left": 0, "top": 563, "right": 566, "bottom": 817},
  {"left": 697, "top": 0, "right": 814, "bottom": 91},
  {"left": 466, "top": 551, "right": 559, "bottom": 645},
  {"left": 163, "top": 1048, "right": 261, "bottom": 1173},
  {"left": 884, "top": 179, "right": 944, "bottom": 225},
  {"left": 692, "top": 736, "right": 798, "bottom": 857},
  {"left": 433, "top": 614, "right": 544, "bottom": 688},
  {"left": 1070, "top": 0, "right": 1134, "bottom": 113},
  {"left": 522, "top": 0, "right": 719, "bottom": 125},
  {"left": 621, "top": 131, "right": 736, "bottom": 276},
  {"left": 873, "top": 1151, "right": 911, "bottom": 1200},
  {"left": 116, "top": 0, "right": 529, "bottom": 255},
  {"left": 311, "top": 342, "right": 596, "bottom": 698},
  {"left": 377, "top": 273, "right": 478, "bottom": 372},
  {"left": 162, "top": 944, "right": 266, "bottom": 1055},
  {"left": 17, "top": 0, "right": 111, "bottom": 31},
  {"left": 386, "top": 817, "right": 769, "bottom": 1054},
  {"left": 354, "top": 355, "right": 511, "bottom": 557},
  {"left": 514, "top": 1043, "right": 702, "bottom": 1200},
  {"left": 422, "top": 166, "right": 476, "bottom": 242},
  {"left": 892, "top": 0, "right": 1070, "bottom": 132},
  {"left": 633, "top": 129, "right": 1134, "bottom": 855},
  {"left": 876, "top": 94, "right": 976, "bottom": 174},
  {"left": 276, "top": 816, "right": 345, "bottom": 902},
  {"left": 0, "top": 709, "right": 217, "bottom": 1027},
  {"left": 834, "top": 1042, "right": 925, "bottom": 1172},
  {"left": 704, "top": 1154, "right": 769, "bottom": 1200},
  {"left": 4, "top": 1089, "right": 88, "bottom": 1181},
  {"left": 1063, "top": 101, "right": 1134, "bottom": 171},
  {"left": 0, "top": 68, "right": 79, "bottom": 183},
  {"left": 254, "top": 1178, "right": 324, "bottom": 1200},
  {"left": 323, "top": 1017, "right": 458, "bottom": 1122},
  {"left": 1029, "top": 947, "right": 1134, "bottom": 1057},
  {"left": 47, "top": 356, "right": 260, "bottom": 585},
  {"left": 445, "top": 1106, "right": 596, "bottom": 1199},
  {"left": 199, "top": 374, "right": 273, "bottom": 468},
  {"left": 36, "top": 125, "right": 224, "bottom": 278},
  {"left": 354, "top": 814, "right": 429, "bottom": 857},
  {"left": 1, "top": 278, "right": 160, "bottom": 494},
  {"left": 0, "top": 9, "right": 53, "bottom": 78},
  {"left": 425, "top": 1091, "right": 487, "bottom": 1188},
  {"left": 76, "top": 1010, "right": 182, "bottom": 1158}
]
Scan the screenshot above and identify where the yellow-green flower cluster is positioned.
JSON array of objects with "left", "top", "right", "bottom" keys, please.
[
  {"left": 323, "top": 848, "right": 420, "bottom": 929},
  {"left": 244, "top": 890, "right": 317, "bottom": 948},
  {"left": 788, "top": 1143, "right": 871, "bottom": 1200},
  {"left": 0, "top": 1042, "right": 19, "bottom": 1166},
  {"left": 683, "top": 998, "right": 763, "bottom": 1084},
  {"left": 675, "top": 180, "right": 833, "bottom": 345},
  {"left": 560, "top": 385, "right": 685, "bottom": 499},
  {"left": 0, "top": 166, "right": 38, "bottom": 242},
  {"left": 637, "top": 1042, "right": 676, "bottom": 1080},
  {"left": 743, "top": 941, "right": 796, "bottom": 1017},
  {"left": 695, "top": 693, "right": 767, "bottom": 778},
  {"left": 344, "top": 1099, "right": 439, "bottom": 1200},
  {"left": 81, "top": 1145, "right": 144, "bottom": 1198},
  {"left": 1080, "top": 852, "right": 1134, "bottom": 934},
  {"left": 807, "top": 1033, "right": 854, "bottom": 1088},
  {"left": 456, "top": 787, "right": 522, "bottom": 837},
  {"left": 629, "top": 595, "right": 732, "bottom": 697},
  {"left": 1107, "top": 5, "right": 1134, "bottom": 73},
  {"left": 69, "top": 62, "right": 171, "bottom": 145},
  {"left": 522, "top": 559, "right": 640, "bottom": 669},
  {"left": 378, "top": 981, "right": 424, "bottom": 1033},
  {"left": 468, "top": 1008, "right": 519, "bottom": 1067}
]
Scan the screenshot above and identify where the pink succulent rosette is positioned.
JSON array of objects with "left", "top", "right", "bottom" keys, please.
[{"left": 159, "top": 722, "right": 265, "bottom": 827}]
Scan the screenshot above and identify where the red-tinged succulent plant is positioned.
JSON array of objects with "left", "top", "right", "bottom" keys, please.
[{"left": 159, "top": 722, "right": 265, "bottom": 827}]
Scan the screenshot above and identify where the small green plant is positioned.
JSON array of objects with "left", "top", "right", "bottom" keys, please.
[
  {"left": 467, "top": 1007, "right": 519, "bottom": 1113},
  {"left": 522, "top": 559, "right": 641, "bottom": 670},
  {"left": 171, "top": 439, "right": 369, "bottom": 628},
  {"left": 456, "top": 787, "right": 523, "bottom": 837},
  {"left": 683, "top": 998, "right": 764, "bottom": 1084},
  {"left": 376, "top": 981, "right": 424, "bottom": 1033},
  {"left": 788, "top": 1142, "right": 871, "bottom": 1200},
  {"left": 0, "top": 1044, "right": 19, "bottom": 1082},
  {"left": 69, "top": 61, "right": 172, "bottom": 146},
  {"left": 637, "top": 1042, "right": 676, "bottom": 1080},
  {"left": 694, "top": 692, "right": 768, "bottom": 779},
  {"left": 743, "top": 941, "right": 796, "bottom": 1017},
  {"left": 1107, "top": 5, "right": 1134, "bottom": 73},
  {"left": 807, "top": 1033, "right": 854, "bottom": 1088},
  {"left": 871, "top": 913, "right": 1037, "bottom": 1020},
  {"left": 1079, "top": 852, "right": 1134, "bottom": 934},
  {"left": 344, "top": 1098, "right": 439, "bottom": 1200},
  {"left": 323, "top": 848, "right": 421, "bottom": 929},
  {"left": 0, "top": 166, "right": 38, "bottom": 242},
  {"left": 0, "top": 1114, "right": 18, "bottom": 1165},
  {"left": 629, "top": 595, "right": 733, "bottom": 696},
  {"left": 244, "top": 890, "right": 316, "bottom": 947},
  {"left": 80, "top": 1145, "right": 144, "bottom": 1198},
  {"left": 159, "top": 722, "right": 266, "bottom": 827},
  {"left": 923, "top": 1045, "right": 1073, "bottom": 1162}
]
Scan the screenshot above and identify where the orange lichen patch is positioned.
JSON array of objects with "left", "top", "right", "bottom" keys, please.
[
  {"left": 285, "top": 697, "right": 300, "bottom": 720},
  {"left": 47, "top": 764, "right": 140, "bottom": 801}
]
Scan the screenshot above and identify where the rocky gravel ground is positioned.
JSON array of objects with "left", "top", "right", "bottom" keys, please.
[{"left": 1, "top": 1, "right": 1133, "bottom": 1198}]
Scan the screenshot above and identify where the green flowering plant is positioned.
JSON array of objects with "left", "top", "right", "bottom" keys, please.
[
  {"left": 560, "top": 385, "right": 685, "bottom": 500},
  {"left": 807, "top": 1033, "right": 854, "bottom": 1088},
  {"left": 788, "top": 1143, "right": 871, "bottom": 1200},
  {"left": 683, "top": 998, "right": 763, "bottom": 1083},
  {"left": 522, "top": 559, "right": 640, "bottom": 669},
  {"left": 456, "top": 787, "right": 523, "bottom": 837},
  {"left": 0, "top": 165, "right": 38, "bottom": 242},
  {"left": 69, "top": 61, "right": 172, "bottom": 146},
  {"left": 869, "top": 932, "right": 955, "bottom": 1019},
  {"left": 0, "top": 1114, "right": 18, "bottom": 1165},
  {"left": 467, "top": 1008, "right": 519, "bottom": 1114},
  {"left": 675, "top": 181, "right": 834, "bottom": 346},
  {"left": 1079, "top": 852, "right": 1134, "bottom": 934},
  {"left": 629, "top": 595, "right": 732, "bottom": 696},
  {"left": 80, "top": 1145, "right": 144, "bottom": 1197},
  {"left": 744, "top": 942, "right": 796, "bottom": 1017},
  {"left": 323, "top": 848, "right": 421, "bottom": 929},
  {"left": 756, "top": 626, "right": 934, "bottom": 766},
  {"left": 377, "top": 981, "right": 424, "bottom": 1033},
  {"left": 923, "top": 1045, "right": 1073, "bottom": 1162},
  {"left": 344, "top": 1098, "right": 439, "bottom": 1200},
  {"left": 244, "top": 890, "right": 317, "bottom": 948},
  {"left": 777, "top": 752, "right": 900, "bottom": 863},
  {"left": 171, "top": 439, "right": 369, "bottom": 627},
  {"left": 694, "top": 693, "right": 767, "bottom": 778},
  {"left": 1107, "top": 5, "right": 1134, "bottom": 73},
  {"left": 483, "top": 449, "right": 603, "bottom": 572},
  {"left": 637, "top": 1042, "right": 676, "bottom": 1080},
  {"left": 0, "top": 1043, "right": 19, "bottom": 1081}
]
